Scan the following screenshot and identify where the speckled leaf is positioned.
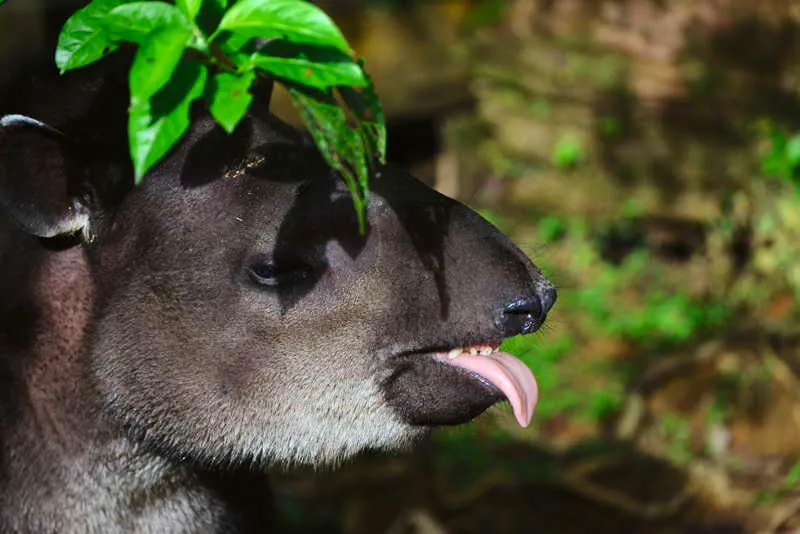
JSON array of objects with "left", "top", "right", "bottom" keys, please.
[
  {"left": 250, "top": 41, "right": 365, "bottom": 90},
  {"left": 287, "top": 86, "right": 370, "bottom": 232},
  {"left": 209, "top": 71, "right": 255, "bottom": 133},
  {"left": 338, "top": 66, "right": 386, "bottom": 165}
]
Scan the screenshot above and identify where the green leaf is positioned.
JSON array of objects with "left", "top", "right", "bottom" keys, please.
[
  {"left": 338, "top": 67, "right": 386, "bottom": 164},
  {"left": 287, "top": 86, "right": 370, "bottom": 233},
  {"left": 105, "top": 1, "right": 192, "bottom": 44},
  {"left": 55, "top": 0, "right": 129, "bottom": 72},
  {"left": 217, "top": 0, "right": 350, "bottom": 54},
  {"left": 129, "top": 61, "right": 208, "bottom": 182},
  {"left": 217, "top": 31, "right": 251, "bottom": 54},
  {"left": 129, "top": 27, "right": 192, "bottom": 101},
  {"left": 787, "top": 133, "right": 800, "bottom": 167},
  {"left": 216, "top": 31, "right": 254, "bottom": 66},
  {"left": 250, "top": 41, "right": 366, "bottom": 90},
  {"left": 209, "top": 71, "right": 255, "bottom": 133},
  {"left": 176, "top": 0, "right": 202, "bottom": 20}
]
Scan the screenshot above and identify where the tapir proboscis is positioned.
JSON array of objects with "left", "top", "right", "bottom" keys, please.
[{"left": 0, "top": 54, "right": 556, "bottom": 533}]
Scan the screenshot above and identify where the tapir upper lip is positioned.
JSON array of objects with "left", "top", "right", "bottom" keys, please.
[{"left": 392, "top": 339, "right": 503, "bottom": 359}]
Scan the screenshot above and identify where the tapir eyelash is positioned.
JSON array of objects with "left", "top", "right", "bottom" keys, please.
[
  {"left": 246, "top": 260, "right": 311, "bottom": 289},
  {"left": 247, "top": 263, "right": 281, "bottom": 287}
]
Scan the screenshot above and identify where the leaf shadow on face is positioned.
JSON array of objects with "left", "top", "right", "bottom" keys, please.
[
  {"left": 370, "top": 170, "right": 452, "bottom": 320},
  {"left": 179, "top": 115, "right": 252, "bottom": 188},
  {"left": 177, "top": 113, "right": 450, "bottom": 319},
  {"left": 271, "top": 163, "right": 369, "bottom": 315}
]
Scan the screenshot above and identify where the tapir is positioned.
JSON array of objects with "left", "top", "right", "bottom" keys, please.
[{"left": 0, "top": 53, "right": 556, "bottom": 533}]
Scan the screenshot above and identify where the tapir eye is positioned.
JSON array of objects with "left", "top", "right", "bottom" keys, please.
[{"left": 246, "top": 259, "right": 311, "bottom": 288}]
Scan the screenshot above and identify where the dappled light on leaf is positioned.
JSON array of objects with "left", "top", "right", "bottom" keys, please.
[
  {"left": 51, "top": 0, "right": 387, "bottom": 229},
  {"left": 129, "top": 60, "right": 208, "bottom": 181}
]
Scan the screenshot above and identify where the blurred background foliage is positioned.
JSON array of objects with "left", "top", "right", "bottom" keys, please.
[{"left": 5, "top": 0, "right": 800, "bottom": 532}]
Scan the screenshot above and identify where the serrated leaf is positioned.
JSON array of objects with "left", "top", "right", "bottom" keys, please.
[
  {"left": 176, "top": 0, "right": 202, "bottom": 20},
  {"left": 129, "top": 27, "right": 192, "bottom": 101},
  {"left": 338, "top": 67, "right": 386, "bottom": 165},
  {"left": 217, "top": 0, "right": 350, "bottom": 54},
  {"left": 129, "top": 61, "right": 208, "bottom": 182},
  {"left": 55, "top": 0, "right": 129, "bottom": 72},
  {"left": 287, "top": 86, "right": 370, "bottom": 233},
  {"left": 250, "top": 41, "right": 366, "bottom": 90},
  {"left": 105, "top": 1, "right": 191, "bottom": 44},
  {"left": 209, "top": 71, "right": 255, "bottom": 133}
]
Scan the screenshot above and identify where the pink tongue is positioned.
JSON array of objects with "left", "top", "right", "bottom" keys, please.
[{"left": 445, "top": 352, "right": 539, "bottom": 427}]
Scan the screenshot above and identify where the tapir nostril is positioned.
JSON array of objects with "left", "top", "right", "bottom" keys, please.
[
  {"left": 540, "top": 286, "right": 557, "bottom": 315},
  {"left": 500, "top": 294, "right": 549, "bottom": 337}
]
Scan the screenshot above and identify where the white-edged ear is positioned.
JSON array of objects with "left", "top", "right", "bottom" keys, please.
[
  {"left": 0, "top": 114, "right": 90, "bottom": 238},
  {"left": 0, "top": 114, "right": 62, "bottom": 133}
]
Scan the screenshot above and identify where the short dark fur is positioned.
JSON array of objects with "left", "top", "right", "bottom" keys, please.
[{"left": 0, "top": 54, "right": 555, "bottom": 532}]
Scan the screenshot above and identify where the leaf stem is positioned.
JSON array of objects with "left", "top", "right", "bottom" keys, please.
[{"left": 208, "top": 43, "right": 239, "bottom": 73}]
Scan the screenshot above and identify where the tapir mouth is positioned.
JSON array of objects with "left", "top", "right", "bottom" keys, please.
[
  {"left": 389, "top": 340, "right": 539, "bottom": 428},
  {"left": 431, "top": 342, "right": 539, "bottom": 427}
]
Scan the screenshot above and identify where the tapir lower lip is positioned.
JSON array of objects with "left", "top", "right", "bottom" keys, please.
[
  {"left": 388, "top": 341, "right": 507, "bottom": 400},
  {"left": 389, "top": 339, "right": 539, "bottom": 427}
]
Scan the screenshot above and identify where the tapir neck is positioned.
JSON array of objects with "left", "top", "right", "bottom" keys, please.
[{"left": 0, "top": 229, "right": 274, "bottom": 532}]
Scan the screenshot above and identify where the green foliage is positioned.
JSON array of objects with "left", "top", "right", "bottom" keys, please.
[
  {"left": 783, "top": 459, "right": 800, "bottom": 487},
  {"left": 37, "top": 0, "right": 389, "bottom": 231},
  {"left": 502, "top": 332, "right": 625, "bottom": 423},
  {"left": 128, "top": 59, "right": 208, "bottom": 180},
  {"left": 104, "top": 2, "right": 192, "bottom": 46},
  {"left": 754, "top": 457, "right": 800, "bottom": 507},
  {"left": 55, "top": 0, "right": 127, "bottom": 72},
  {"left": 176, "top": 0, "right": 202, "bottom": 20},
  {"left": 495, "top": 213, "right": 737, "bottom": 426},
  {"left": 209, "top": 70, "right": 255, "bottom": 132},
  {"left": 599, "top": 115, "right": 621, "bottom": 137},
  {"left": 564, "top": 243, "right": 732, "bottom": 347},
  {"left": 658, "top": 414, "right": 694, "bottom": 464},
  {"left": 287, "top": 83, "right": 376, "bottom": 230},
  {"left": 247, "top": 41, "right": 366, "bottom": 90},
  {"left": 536, "top": 215, "right": 568, "bottom": 243},
  {"left": 215, "top": 0, "right": 350, "bottom": 52},
  {"left": 461, "top": 0, "right": 510, "bottom": 32},
  {"left": 551, "top": 133, "right": 585, "bottom": 169},
  {"left": 759, "top": 121, "right": 800, "bottom": 194}
]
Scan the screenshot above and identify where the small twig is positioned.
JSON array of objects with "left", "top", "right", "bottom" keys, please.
[
  {"left": 433, "top": 453, "right": 692, "bottom": 520},
  {"left": 765, "top": 495, "right": 800, "bottom": 533}
]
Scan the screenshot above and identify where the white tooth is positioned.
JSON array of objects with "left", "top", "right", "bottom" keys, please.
[
  {"left": 448, "top": 348, "right": 463, "bottom": 359},
  {"left": 480, "top": 347, "right": 493, "bottom": 356},
  {"left": 469, "top": 347, "right": 478, "bottom": 356}
]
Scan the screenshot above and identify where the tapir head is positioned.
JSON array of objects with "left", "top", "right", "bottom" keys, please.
[{"left": 0, "top": 109, "right": 555, "bottom": 466}]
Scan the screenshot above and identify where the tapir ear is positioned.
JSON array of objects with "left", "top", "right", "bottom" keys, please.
[{"left": 0, "top": 114, "right": 90, "bottom": 238}]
